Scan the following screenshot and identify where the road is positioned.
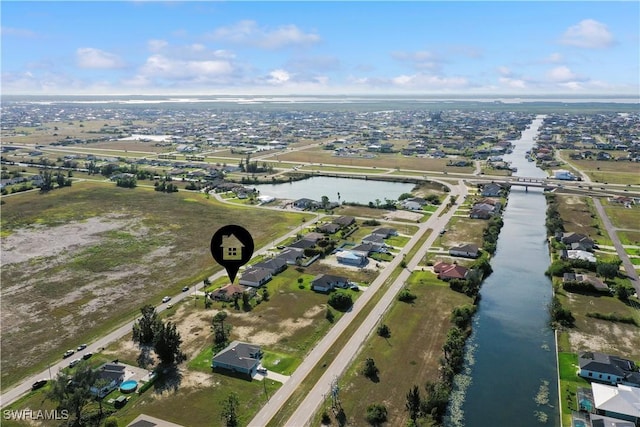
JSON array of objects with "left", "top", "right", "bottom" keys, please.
[
  {"left": 248, "top": 180, "right": 466, "bottom": 427},
  {"left": 0, "top": 212, "right": 322, "bottom": 408},
  {"left": 593, "top": 198, "right": 640, "bottom": 296}
]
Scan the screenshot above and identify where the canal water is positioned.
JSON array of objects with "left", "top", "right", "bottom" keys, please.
[
  {"left": 446, "top": 116, "right": 561, "bottom": 426},
  {"left": 252, "top": 176, "right": 414, "bottom": 205}
]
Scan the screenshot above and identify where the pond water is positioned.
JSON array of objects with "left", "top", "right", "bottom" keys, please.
[{"left": 251, "top": 176, "right": 415, "bottom": 205}]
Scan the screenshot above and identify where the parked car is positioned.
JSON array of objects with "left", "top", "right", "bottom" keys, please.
[
  {"left": 162, "top": 296, "right": 171, "bottom": 303},
  {"left": 257, "top": 366, "right": 267, "bottom": 374},
  {"left": 182, "top": 286, "right": 189, "bottom": 292},
  {"left": 63, "top": 349, "right": 75, "bottom": 358},
  {"left": 350, "top": 284, "right": 360, "bottom": 291},
  {"left": 31, "top": 379, "right": 48, "bottom": 390},
  {"left": 68, "top": 358, "right": 81, "bottom": 368},
  {"left": 82, "top": 352, "right": 93, "bottom": 360},
  {"left": 77, "top": 344, "right": 87, "bottom": 351}
]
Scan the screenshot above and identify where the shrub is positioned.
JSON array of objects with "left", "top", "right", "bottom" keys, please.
[
  {"left": 365, "top": 403, "right": 387, "bottom": 425},
  {"left": 398, "top": 288, "right": 417, "bottom": 303},
  {"left": 328, "top": 292, "right": 353, "bottom": 311}
]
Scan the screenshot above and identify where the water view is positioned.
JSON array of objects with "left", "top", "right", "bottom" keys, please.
[
  {"left": 252, "top": 176, "right": 415, "bottom": 206},
  {"left": 447, "top": 117, "right": 560, "bottom": 426}
]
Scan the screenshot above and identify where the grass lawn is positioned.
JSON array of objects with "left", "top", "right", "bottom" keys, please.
[
  {"left": 619, "top": 231, "right": 640, "bottom": 246},
  {"left": 555, "top": 194, "right": 613, "bottom": 246},
  {"left": 0, "top": 182, "right": 306, "bottom": 388},
  {"left": 603, "top": 202, "right": 640, "bottom": 233},
  {"left": 564, "top": 158, "right": 640, "bottom": 185},
  {"left": 315, "top": 273, "right": 472, "bottom": 427},
  {"left": 557, "top": 352, "right": 591, "bottom": 427}
]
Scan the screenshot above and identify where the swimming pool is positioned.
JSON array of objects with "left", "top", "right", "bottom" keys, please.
[{"left": 119, "top": 380, "right": 138, "bottom": 393}]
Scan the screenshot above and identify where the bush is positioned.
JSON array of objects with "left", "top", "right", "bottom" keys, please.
[
  {"left": 365, "top": 403, "right": 387, "bottom": 426},
  {"left": 398, "top": 288, "right": 416, "bottom": 303},
  {"left": 328, "top": 292, "right": 353, "bottom": 311},
  {"left": 377, "top": 324, "right": 391, "bottom": 338}
]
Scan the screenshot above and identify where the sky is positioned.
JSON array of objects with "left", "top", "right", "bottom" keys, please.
[{"left": 1, "top": 1, "right": 639, "bottom": 96}]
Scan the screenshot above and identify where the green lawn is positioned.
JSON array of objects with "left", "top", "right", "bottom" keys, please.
[{"left": 557, "top": 352, "right": 591, "bottom": 427}]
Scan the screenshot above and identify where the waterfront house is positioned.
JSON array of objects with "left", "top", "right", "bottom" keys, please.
[
  {"left": 311, "top": 274, "right": 349, "bottom": 293},
  {"left": 561, "top": 249, "right": 597, "bottom": 263},
  {"left": 559, "top": 232, "right": 595, "bottom": 251},
  {"left": 449, "top": 244, "right": 480, "bottom": 259},
  {"left": 293, "top": 198, "right": 318, "bottom": 210},
  {"left": 433, "top": 262, "right": 469, "bottom": 280},
  {"left": 591, "top": 383, "right": 640, "bottom": 423},
  {"left": 481, "top": 183, "right": 503, "bottom": 197},
  {"left": 212, "top": 341, "right": 262, "bottom": 377},
  {"left": 579, "top": 352, "right": 640, "bottom": 387},
  {"left": 562, "top": 273, "right": 608, "bottom": 292}
]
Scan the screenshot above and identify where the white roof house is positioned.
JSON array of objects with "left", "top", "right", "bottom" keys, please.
[{"left": 592, "top": 383, "right": 640, "bottom": 420}]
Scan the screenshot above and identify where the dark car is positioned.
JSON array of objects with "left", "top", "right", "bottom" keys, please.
[
  {"left": 182, "top": 286, "right": 189, "bottom": 292},
  {"left": 32, "top": 379, "right": 47, "bottom": 390},
  {"left": 77, "top": 344, "right": 87, "bottom": 351},
  {"left": 82, "top": 352, "right": 93, "bottom": 360}
]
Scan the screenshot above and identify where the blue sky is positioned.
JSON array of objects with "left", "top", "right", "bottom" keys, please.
[{"left": 1, "top": 1, "right": 638, "bottom": 96}]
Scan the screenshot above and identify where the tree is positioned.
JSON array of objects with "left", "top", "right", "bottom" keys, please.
[
  {"left": 362, "top": 357, "right": 379, "bottom": 380},
  {"left": 377, "top": 324, "right": 390, "bottom": 338},
  {"left": 242, "top": 291, "right": 252, "bottom": 311},
  {"left": 153, "top": 321, "right": 186, "bottom": 366},
  {"left": 405, "top": 385, "right": 422, "bottom": 423},
  {"left": 365, "top": 403, "right": 387, "bottom": 426},
  {"left": 321, "top": 195, "right": 329, "bottom": 209},
  {"left": 213, "top": 311, "right": 231, "bottom": 350},
  {"left": 104, "top": 417, "right": 119, "bottom": 427},
  {"left": 328, "top": 292, "right": 353, "bottom": 311},
  {"left": 262, "top": 288, "right": 270, "bottom": 301},
  {"left": 132, "top": 305, "right": 162, "bottom": 346},
  {"left": 48, "top": 363, "right": 98, "bottom": 426},
  {"left": 596, "top": 261, "right": 620, "bottom": 280},
  {"left": 221, "top": 392, "right": 240, "bottom": 427},
  {"left": 39, "top": 169, "right": 54, "bottom": 192},
  {"left": 326, "top": 308, "right": 335, "bottom": 323},
  {"left": 56, "top": 171, "right": 65, "bottom": 188}
]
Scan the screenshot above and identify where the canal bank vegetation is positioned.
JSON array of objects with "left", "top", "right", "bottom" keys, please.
[{"left": 313, "top": 272, "right": 473, "bottom": 427}]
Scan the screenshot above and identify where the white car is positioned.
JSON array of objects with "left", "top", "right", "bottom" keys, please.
[
  {"left": 162, "top": 296, "right": 171, "bottom": 303},
  {"left": 257, "top": 366, "right": 267, "bottom": 374}
]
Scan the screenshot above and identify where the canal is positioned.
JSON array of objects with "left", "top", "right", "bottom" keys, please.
[{"left": 446, "top": 116, "right": 561, "bottom": 426}]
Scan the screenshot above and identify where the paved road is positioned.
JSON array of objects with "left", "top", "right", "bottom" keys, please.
[
  {"left": 248, "top": 180, "right": 466, "bottom": 427},
  {"left": 592, "top": 198, "right": 640, "bottom": 296},
  {"left": 0, "top": 212, "right": 322, "bottom": 408}
]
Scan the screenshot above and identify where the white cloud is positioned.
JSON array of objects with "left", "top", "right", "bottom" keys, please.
[
  {"left": 139, "top": 54, "right": 234, "bottom": 80},
  {"left": 76, "top": 48, "right": 125, "bottom": 69},
  {"left": 497, "top": 66, "right": 512, "bottom": 77},
  {"left": 547, "top": 66, "right": 579, "bottom": 82},
  {"left": 148, "top": 39, "right": 168, "bottom": 52},
  {"left": 391, "top": 50, "right": 442, "bottom": 71},
  {"left": 544, "top": 53, "right": 564, "bottom": 63},
  {"left": 390, "top": 73, "right": 469, "bottom": 89},
  {"left": 267, "top": 69, "right": 291, "bottom": 85},
  {"left": 210, "top": 20, "right": 320, "bottom": 49},
  {"left": 1, "top": 26, "right": 38, "bottom": 38},
  {"left": 499, "top": 77, "right": 527, "bottom": 89},
  {"left": 559, "top": 19, "right": 614, "bottom": 48}
]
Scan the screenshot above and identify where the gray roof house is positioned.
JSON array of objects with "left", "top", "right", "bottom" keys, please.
[
  {"left": 336, "top": 250, "right": 366, "bottom": 266},
  {"left": 333, "top": 216, "right": 355, "bottom": 227},
  {"left": 252, "top": 257, "right": 287, "bottom": 275},
  {"left": 362, "top": 234, "right": 387, "bottom": 247},
  {"left": 311, "top": 274, "right": 349, "bottom": 293},
  {"left": 481, "top": 183, "right": 503, "bottom": 197},
  {"left": 372, "top": 227, "right": 397, "bottom": 238},
  {"left": 449, "top": 244, "right": 480, "bottom": 259},
  {"left": 91, "top": 363, "right": 126, "bottom": 397},
  {"left": 318, "top": 223, "right": 341, "bottom": 234},
  {"left": 560, "top": 232, "right": 595, "bottom": 251},
  {"left": 579, "top": 352, "right": 640, "bottom": 387},
  {"left": 293, "top": 198, "right": 318, "bottom": 210},
  {"left": 212, "top": 341, "right": 263, "bottom": 377},
  {"left": 277, "top": 247, "right": 304, "bottom": 265},
  {"left": 288, "top": 239, "right": 316, "bottom": 250},
  {"left": 238, "top": 267, "right": 272, "bottom": 288}
]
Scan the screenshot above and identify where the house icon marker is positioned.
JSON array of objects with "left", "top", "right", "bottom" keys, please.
[{"left": 220, "top": 233, "right": 244, "bottom": 261}]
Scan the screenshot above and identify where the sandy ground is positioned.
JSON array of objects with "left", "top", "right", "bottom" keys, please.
[{"left": 382, "top": 210, "right": 423, "bottom": 221}]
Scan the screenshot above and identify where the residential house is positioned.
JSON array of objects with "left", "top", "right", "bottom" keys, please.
[
  {"left": 481, "top": 183, "right": 503, "bottom": 197},
  {"left": 333, "top": 216, "right": 355, "bottom": 227},
  {"left": 288, "top": 239, "right": 316, "bottom": 250},
  {"left": 318, "top": 223, "right": 341, "bottom": 234},
  {"left": 278, "top": 247, "right": 304, "bottom": 265},
  {"left": 251, "top": 257, "right": 287, "bottom": 275},
  {"left": 211, "top": 341, "right": 263, "bottom": 377},
  {"left": 433, "top": 262, "right": 469, "bottom": 280},
  {"left": 562, "top": 273, "right": 608, "bottom": 292},
  {"left": 560, "top": 232, "right": 595, "bottom": 251},
  {"left": 302, "top": 232, "right": 325, "bottom": 243},
  {"left": 372, "top": 227, "right": 398, "bottom": 238},
  {"left": 210, "top": 284, "right": 254, "bottom": 302},
  {"left": 238, "top": 267, "right": 272, "bottom": 288},
  {"left": 591, "top": 383, "right": 640, "bottom": 423},
  {"left": 449, "top": 244, "right": 480, "bottom": 259},
  {"left": 91, "top": 363, "right": 126, "bottom": 398},
  {"left": 561, "top": 249, "right": 597, "bottom": 263},
  {"left": 311, "top": 274, "right": 349, "bottom": 293},
  {"left": 470, "top": 203, "right": 495, "bottom": 219},
  {"left": 588, "top": 414, "right": 635, "bottom": 427},
  {"left": 351, "top": 243, "right": 376, "bottom": 258},
  {"left": 336, "top": 250, "right": 366, "bottom": 266},
  {"left": 578, "top": 352, "right": 640, "bottom": 387},
  {"left": 402, "top": 200, "right": 423, "bottom": 210},
  {"left": 293, "top": 198, "right": 318, "bottom": 210},
  {"left": 362, "top": 234, "right": 387, "bottom": 249}
]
